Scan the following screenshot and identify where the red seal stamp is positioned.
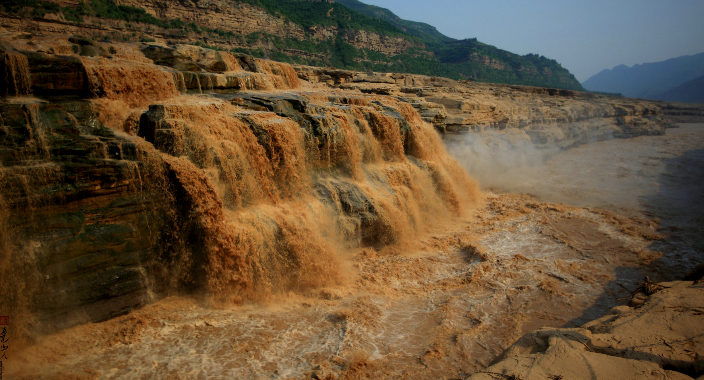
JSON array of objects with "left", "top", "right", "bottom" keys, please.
[{"left": 0, "top": 317, "right": 8, "bottom": 326}]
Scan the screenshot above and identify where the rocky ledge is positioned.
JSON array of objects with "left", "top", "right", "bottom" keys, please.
[
  {"left": 1, "top": 33, "right": 703, "bottom": 343},
  {"left": 0, "top": 34, "right": 479, "bottom": 339},
  {"left": 467, "top": 280, "right": 704, "bottom": 380},
  {"left": 295, "top": 65, "right": 704, "bottom": 150}
]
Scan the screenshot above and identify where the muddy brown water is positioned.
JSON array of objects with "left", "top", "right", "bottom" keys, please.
[
  {"left": 498, "top": 123, "right": 704, "bottom": 278},
  {"left": 7, "top": 124, "right": 704, "bottom": 379}
]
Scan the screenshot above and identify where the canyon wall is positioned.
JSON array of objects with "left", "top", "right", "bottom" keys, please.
[
  {"left": 0, "top": 34, "right": 477, "bottom": 341},
  {"left": 110, "top": 0, "right": 421, "bottom": 54},
  {"left": 659, "top": 101, "right": 704, "bottom": 123},
  {"left": 0, "top": 0, "right": 424, "bottom": 58},
  {"left": 294, "top": 65, "right": 690, "bottom": 150},
  {"left": 0, "top": 0, "right": 586, "bottom": 90},
  {"left": 1, "top": 33, "right": 703, "bottom": 342}
]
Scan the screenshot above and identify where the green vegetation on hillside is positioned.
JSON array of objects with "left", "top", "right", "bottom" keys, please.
[
  {"left": 1, "top": 0, "right": 584, "bottom": 90},
  {"left": 431, "top": 40, "right": 583, "bottom": 90},
  {"left": 332, "top": 1, "right": 584, "bottom": 91},
  {"left": 220, "top": 32, "right": 458, "bottom": 78},
  {"left": 334, "top": 0, "right": 453, "bottom": 44},
  {"left": 236, "top": 0, "right": 410, "bottom": 38}
]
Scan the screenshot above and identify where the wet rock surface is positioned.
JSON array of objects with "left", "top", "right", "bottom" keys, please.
[
  {"left": 0, "top": 34, "right": 702, "bottom": 379},
  {"left": 0, "top": 99, "right": 161, "bottom": 334},
  {"left": 6, "top": 191, "right": 701, "bottom": 379},
  {"left": 1, "top": 35, "right": 478, "bottom": 339}
]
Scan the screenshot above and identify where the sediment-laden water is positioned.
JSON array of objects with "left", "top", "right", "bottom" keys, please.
[{"left": 7, "top": 123, "right": 703, "bottom": 379}]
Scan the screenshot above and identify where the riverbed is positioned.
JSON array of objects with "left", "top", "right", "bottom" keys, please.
[{"left": 8, "top": 124, "right": 704, "bottom": 380}]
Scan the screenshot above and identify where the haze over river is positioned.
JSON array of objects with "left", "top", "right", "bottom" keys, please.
[{"left": 9, "top": 124, "right": 704, "bottom": 380}]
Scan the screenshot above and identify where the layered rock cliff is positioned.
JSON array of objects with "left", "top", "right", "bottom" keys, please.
[
  {"left": 294, "top": 65, "right": 680, "bottom": 150},
  {"left": 2, "top": 32, "right": 703, "bottom": 344},
  {"left": 0, "top": 33, "right": 480, "bottom": 341},
  {"left": 0, "top": 0, "right": 584, "bottom": 89},
  {"left": 0, "top": 0, "right": 425, "bottom": 63},
  {"left": 659, "top": 101, "right": 704, "bottom": 123}
]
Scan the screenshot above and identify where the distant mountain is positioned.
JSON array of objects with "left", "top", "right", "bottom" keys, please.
[
  {"left": 582, "top": 53, "right": 704, "bottom": 99},
  {"left": 653, "top": 75, "right": 704, "bottom": 104}
]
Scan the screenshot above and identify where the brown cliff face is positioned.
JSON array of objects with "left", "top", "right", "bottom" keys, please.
[
  {"left": 2, "top": 34, "right": 704, "bottom": 379},
  {"left": 344, "top": 29, "right": 419, "bottom": 55},
  {"left": 113, "top": 0, "right": 424, "bottom": 54},
  {"left": 469, "top": 52, "right": 506, "bottom": 70},
  {"left": 114, "top": 0, "right": 307, "bottom": 40},
  {"left": 293, "top": 65, "right": 697, "bottom": 151},
  {"left": 0, "top": 34, "right": 479, "bottom": 340},
  {"left": 0, "top": 0, "right": 424, "bottom": 62},
  {"left": 2, "top": 32, "right": 703, "bottom": 343}
]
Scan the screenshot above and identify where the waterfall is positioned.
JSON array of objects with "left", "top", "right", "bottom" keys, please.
[{"left": 2, "top": 52, "right": 32, "bottom": 96}]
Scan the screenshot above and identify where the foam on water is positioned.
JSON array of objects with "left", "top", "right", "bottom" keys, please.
[{"left": 4, "top": 45, "right": 703, "bottom": 377}]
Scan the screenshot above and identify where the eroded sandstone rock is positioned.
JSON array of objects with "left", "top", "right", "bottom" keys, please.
[
  {"left": 1, "top": 35, "right": 703, "bottom": 344},
  {"left": 0, "top": 38, "right": 482, "bottom": 339},
  {"left": 291, "top": 65, "right": 687, "bottom": 149},
  {"left": 466, "top": 281, "right": 704, "bottom": 380}
]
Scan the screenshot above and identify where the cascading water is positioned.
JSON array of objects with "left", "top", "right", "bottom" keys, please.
[
  {"left": 80, "top": 57, "right": 182, "bottom": 107},
  {"left": 3, "top": 36, "right": 702, "bottom": 380},
  {"left": 0, "top": 44, "right": 481, "bottom": 344},
  {"left": 133, "top": 92, "right": 480, "bottom": 303},
  {"left": 1, "top": 52, "right": 32, "bottom": 96}
]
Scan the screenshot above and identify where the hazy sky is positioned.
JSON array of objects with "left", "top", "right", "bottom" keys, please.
[{"left": 356, "top": 0, "right": 704, "bottom": 82}]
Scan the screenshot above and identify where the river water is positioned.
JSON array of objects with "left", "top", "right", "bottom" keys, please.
[
  {"left": 469, "top": 123, "right": 704, "bottom": 276},
  {"left": 8, "top": 124, "right": 704, "bottom": 380}
]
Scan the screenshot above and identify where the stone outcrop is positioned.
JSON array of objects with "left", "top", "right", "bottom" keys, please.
[
  {"left": 466, "top": 281, "right": 704, "bottom": 380},
  {"left": 0, "top": 0, "right": 423, "bottom": 61},
  {"left": 659, "top": 101, "right": 704, "bottom": 123},
  {"left": 0, "top": 99, "right": 162, "bottom": 333},
  {"left": 1, "top": 33, "right": 703, "bottom": 344},
  {"left": 0, "top": 35, "right": 479, "bottom": 339},
  {"left": 292, "top": 65, "right": 699, "bottom": 150},
  {"left": 344, "top": 29, "right": 420, "bottom": 55},
  {"left": 139, "top": 43, "right": 302, "bottom": 91}
]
